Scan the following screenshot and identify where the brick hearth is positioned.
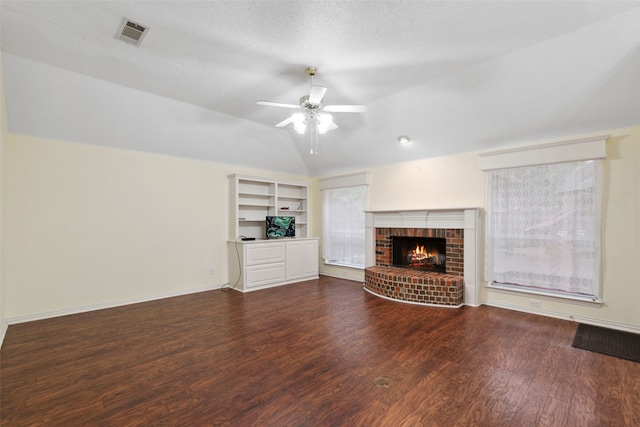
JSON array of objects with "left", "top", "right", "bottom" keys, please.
[
  {"left": 364, "top": 227, "right": 465, "bottom": 307},
  {"left": 365, "top": 267, "right": 464, "bottom": 306}
]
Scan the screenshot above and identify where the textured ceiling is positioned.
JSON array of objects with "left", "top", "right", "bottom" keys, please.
[{"left": 1, "top": 1, "right": 639, "bottom": 176}]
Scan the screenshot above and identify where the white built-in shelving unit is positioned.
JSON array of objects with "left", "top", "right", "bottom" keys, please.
[
  {"left": 228, "top": 174, "right": 309, "bottom": 241},
  {"left": 227, "top": 174, "right": 318, "bottom": 292}
]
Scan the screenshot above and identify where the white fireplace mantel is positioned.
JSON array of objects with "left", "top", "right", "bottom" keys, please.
[{"left": 364, "top": 208, "right": 483, "bottom": 306}]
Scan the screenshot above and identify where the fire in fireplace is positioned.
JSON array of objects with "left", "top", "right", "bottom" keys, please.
[{"left": 392, "top": 236, "right": 446, "bottom": 273}]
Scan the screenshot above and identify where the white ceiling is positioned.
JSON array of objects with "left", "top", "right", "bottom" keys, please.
[{"left": 1, "top": 1, "right": 639, "bottom": 176}]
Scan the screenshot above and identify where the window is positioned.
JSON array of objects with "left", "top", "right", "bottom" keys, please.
[
  {"left": 481, "top": 136, "right": 607, "bottom": 301},
  {"left": 486, "top": 161, "right": 602, "bottom": 298},
  {"left": 320, "top": 173, "right": 369, "bottom": 268}
]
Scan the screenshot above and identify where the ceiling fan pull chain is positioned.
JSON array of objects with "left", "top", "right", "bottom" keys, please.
[{"left": 310, "top": 120, "right": 319, "bottom": 155}]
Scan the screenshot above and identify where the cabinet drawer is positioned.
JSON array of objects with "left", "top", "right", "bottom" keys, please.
[
  {"left": 246, "top": 263, "right": 286, "bottom": 288},
  {"left": 245, "top": 242, "right": 286, "bottom": 266}
]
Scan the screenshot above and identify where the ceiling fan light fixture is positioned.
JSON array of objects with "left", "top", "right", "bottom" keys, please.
[
  {"left": 292, "top": 113, "right": 306, "bottom": 134},
  {"left": 257, "top": 67, "right": 367, "bottom": 148},
  {"left": 317, "top": 113, "right": 335, "bottom": 134}
]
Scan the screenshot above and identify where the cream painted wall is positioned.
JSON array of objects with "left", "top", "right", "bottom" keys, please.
[
  {"left": 4, "top": 134, "right": 309, "bottom": 321},
  {"left": 0, "top": 52, "right": 7, "bottom": 342},
  {"left": 368, "top": 152, "right": 485, "bottom": 211},
  {"left": 315, "top": 127, "right": 640, "bottom": 331}
]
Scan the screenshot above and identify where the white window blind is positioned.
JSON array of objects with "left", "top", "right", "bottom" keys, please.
[
  {"left": 481, "top": 136, "right": 607, "bottom": 300},
  {"left": 320, "top": 173, "right": 369, "bottom": 268}
]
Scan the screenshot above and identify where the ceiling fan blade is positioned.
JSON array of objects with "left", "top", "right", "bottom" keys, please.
[
  {"left": 275, "top": 116, "right": 295, "bottom": 128},
  {"left": 256, "top": 100, "right": 300, "bottom": 109},
  {"left": 324, "top": 104, "right": 368, "bottom": 113},
  {"left": 308, "top": 85, "right": 327, "bottom": 104}
]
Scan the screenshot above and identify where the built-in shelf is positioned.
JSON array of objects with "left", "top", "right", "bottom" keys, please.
[
  {"left": 228, "top": 174, "right": 318, "bottom": 293},
  {"left": 229, "top": 174, "right": 310, "bottom": 240}
]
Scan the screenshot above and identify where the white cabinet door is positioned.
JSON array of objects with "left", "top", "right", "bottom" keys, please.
[
  {"left": 285, "top": 241, "right": 303, "bottom": 281},
  {"left": 302, "top": 240, "right": 319, "bottom": 277},
  {"left": 229, "top": 239, "right": 318, "bottom": 292}
]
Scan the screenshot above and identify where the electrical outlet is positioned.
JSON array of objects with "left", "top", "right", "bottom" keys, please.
[
  {"left": 529, "top": 299, "right": 541, "bottom": 308},
  {"left": 209, "top": 267, "right": 215, "bottom": 275}
]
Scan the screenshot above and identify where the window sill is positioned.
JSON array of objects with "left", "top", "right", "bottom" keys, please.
[
  {"left": 323, "top": 261, "right": 365, "bottom": 270},
  {"left": 487, "top": 282, "right": 603, "bottom": 307}
]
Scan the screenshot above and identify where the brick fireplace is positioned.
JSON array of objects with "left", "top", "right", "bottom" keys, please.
[
  {"left": 365, "top": 227, "right": 465, "bottom": 306},
  {"left": 364, "top": 209, "right": 481, "bottom": 307}
]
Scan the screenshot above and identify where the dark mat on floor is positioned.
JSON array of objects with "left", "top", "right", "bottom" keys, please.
[{"left": 572, "top": 323, "right": 640, "bottom": 362}]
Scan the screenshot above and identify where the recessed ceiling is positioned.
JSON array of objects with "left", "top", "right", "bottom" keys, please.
[{"left": 1, "top": 1, "right": 639, "bottom": 176}]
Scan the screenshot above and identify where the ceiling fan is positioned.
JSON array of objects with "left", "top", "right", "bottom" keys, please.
[{"left": 256, "top": 67, "right": 368, "bottom": 137}]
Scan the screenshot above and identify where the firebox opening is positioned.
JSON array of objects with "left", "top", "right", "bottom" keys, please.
[{"left": 392, "top": 236, "right": 446, "bottom": 273}]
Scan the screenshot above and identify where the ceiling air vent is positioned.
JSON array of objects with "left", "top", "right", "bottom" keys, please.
[{"left": 117, "top": 18, "right": 148, "bottom": 46}]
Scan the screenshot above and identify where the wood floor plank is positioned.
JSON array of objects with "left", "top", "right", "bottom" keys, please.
[{"left": 2, "top": 276, "right": 640, "bottom": 426}]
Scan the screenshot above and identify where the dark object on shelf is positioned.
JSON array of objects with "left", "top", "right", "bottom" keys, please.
[
  {"left": 266, "top": 216, "right": 295, "bottom": 239},
  {"left": 241, "top": 237, "right": 256, "bottom": 241}
]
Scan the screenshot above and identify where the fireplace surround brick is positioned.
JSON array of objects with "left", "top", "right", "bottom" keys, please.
[{"left": 374, "top": 227, "right": 464, "bottom": 276}]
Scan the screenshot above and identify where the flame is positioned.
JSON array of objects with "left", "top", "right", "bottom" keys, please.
[{"left": 409, "top": 244, "right": 437, "bottom": 261}]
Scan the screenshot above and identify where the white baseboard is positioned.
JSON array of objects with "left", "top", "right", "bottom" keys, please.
[
  {"left": 568, "top": 315, "right": 640, "bottom": 334},
  {"left": 6, "top": 284, "right": 221, "bottom": 325},
  {"left": 482, "top": 300, "right": 640, "bottom": 334}
]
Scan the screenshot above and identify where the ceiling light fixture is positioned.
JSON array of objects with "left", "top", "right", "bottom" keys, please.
[
  {"left": 316, "top": 113, "right": 335, "bottom": 134},
  {"left": 398, "top": 135, "right": 412, "bottom": 145},
  {"left": 292, "top": 113, "right": 306, "bottom": 134},
  {"left": 291, "top": 111, "right": 337, "bottom": 154}
]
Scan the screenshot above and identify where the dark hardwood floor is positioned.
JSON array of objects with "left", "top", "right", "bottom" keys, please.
[{"left": 1, "top": 276, "right": 639, "bottom": 426}]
